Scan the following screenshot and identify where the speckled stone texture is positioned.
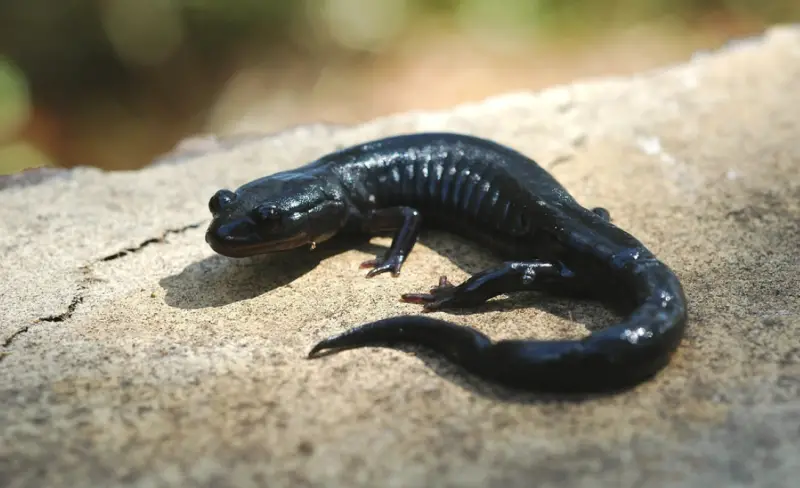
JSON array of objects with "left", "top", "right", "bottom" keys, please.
[{"left": 2, "top": 25, "right": 799, "bottom": 488}]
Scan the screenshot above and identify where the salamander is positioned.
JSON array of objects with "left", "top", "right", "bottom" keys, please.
[{"left": 205, "top": 133, "right": 688, "bottom": 393}]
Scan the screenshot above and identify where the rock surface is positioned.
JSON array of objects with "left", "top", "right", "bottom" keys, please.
[{"left": 2, "top": 26, "right": 799, "bottom": 488}]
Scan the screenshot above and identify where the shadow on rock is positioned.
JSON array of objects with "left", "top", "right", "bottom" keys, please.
[
  {"left": 415, "top": 348, "right": 637, "bottom": 404},
  {"left": 310, "top": 342, "right": 632, "bottom": 405},
  {"left": 426, "top": 292, "right": 618, "bottom": 333},
  {"left": 160, "top": 239, "right": 386, "bottom": 310},
  {"left": 413, "top": 232, "right": 622, "bottom": 331}
]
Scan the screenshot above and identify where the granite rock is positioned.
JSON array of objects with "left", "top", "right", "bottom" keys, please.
[{"left": 1, "top": 26, "right": 799, "bottom": 488}]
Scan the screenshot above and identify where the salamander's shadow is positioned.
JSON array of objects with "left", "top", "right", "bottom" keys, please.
[
  {"left": 160, "top": 239, "right": 386, "bottom": 310},
  {"left": 361, "top": 344, "right": 639, "bottom": 404}
]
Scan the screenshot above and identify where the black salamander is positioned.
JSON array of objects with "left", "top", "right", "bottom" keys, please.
[{"left": 205, "top": 133, "right": 688, "bottom": 393}]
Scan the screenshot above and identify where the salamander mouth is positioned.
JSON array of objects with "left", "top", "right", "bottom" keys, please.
[
  {"left": 205, "top": 219, "right": 310, "bottom": 257},
  {"left": 206, "top": 234, "right": 310, "bottom": 257}
]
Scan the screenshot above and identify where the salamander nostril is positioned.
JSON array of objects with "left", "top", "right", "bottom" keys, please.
[{"left": 208, "top": 189, "right": 237, "bottom": 215}]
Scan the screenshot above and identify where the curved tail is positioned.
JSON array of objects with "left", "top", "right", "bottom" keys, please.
[{"left": 308, "top": 260, "right": 687, "bottom": 393}]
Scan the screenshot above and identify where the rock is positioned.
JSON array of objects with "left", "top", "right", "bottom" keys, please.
[{"left": 2, "top": 25, "right": 799, "bottom": 488}]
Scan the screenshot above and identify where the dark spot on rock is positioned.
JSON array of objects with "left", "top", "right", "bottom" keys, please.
[
  {"left": 297, "top": 440, "right": 314, "bottom": 456},
  {"left": 761, "top": 317, "right": 785, "bottom": 327}
]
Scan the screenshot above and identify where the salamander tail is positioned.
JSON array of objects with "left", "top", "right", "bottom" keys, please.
[
  {"left": 308, "top": 261, "right": 687, "bottom": 393},
  {"left": 308, "top": 315, "right": 492, "bottom": 365}
]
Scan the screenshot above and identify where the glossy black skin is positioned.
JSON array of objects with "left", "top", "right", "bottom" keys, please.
[{"left": 206, "top": 133, "right": 688, "bottom": 393}]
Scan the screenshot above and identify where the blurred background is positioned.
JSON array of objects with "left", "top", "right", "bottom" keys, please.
[{"left": 1, "top": 0, "right": 798, "bottom": 175}]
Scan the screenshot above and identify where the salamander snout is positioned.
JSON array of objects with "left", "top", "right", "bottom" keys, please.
[{"left": 205, "top": 215, "right": 265, "bottom": 257}]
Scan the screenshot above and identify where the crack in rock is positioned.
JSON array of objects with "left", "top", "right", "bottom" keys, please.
[
  {"left": 39, "top": 289, "right": 86, "bottom": 323},
  {"left": 1, "top": 221, "right": 207, "bottom": 361},
  {"left": 3, "top": 326, "right": 30, "bottom": 348},
  {"left": 100, "top": 221, "right": 205, "bottom": 262}
]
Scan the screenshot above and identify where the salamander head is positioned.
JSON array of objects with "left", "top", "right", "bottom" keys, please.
[{"left": 205, "top": 172, "right": 347, "bottom": 258}]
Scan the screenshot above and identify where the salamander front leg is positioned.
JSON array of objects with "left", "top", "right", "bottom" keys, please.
[
  {"left": 359, "top": 206, "right": 422, "bottom": 277},
  {"left": 402, "top": 260, "right": 579, "bottom": 311}
]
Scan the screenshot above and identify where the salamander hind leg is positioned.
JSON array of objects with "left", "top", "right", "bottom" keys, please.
[{"left": 401, "top": 260, "right": 577, "bottom": 311}]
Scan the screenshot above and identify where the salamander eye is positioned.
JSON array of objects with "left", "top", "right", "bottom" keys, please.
[
  {"left": 252, "top": 205, "right": 282, "bottom": 228},
  {"left": 209, "top": 190, "right": 237, "bottom": 215}
]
